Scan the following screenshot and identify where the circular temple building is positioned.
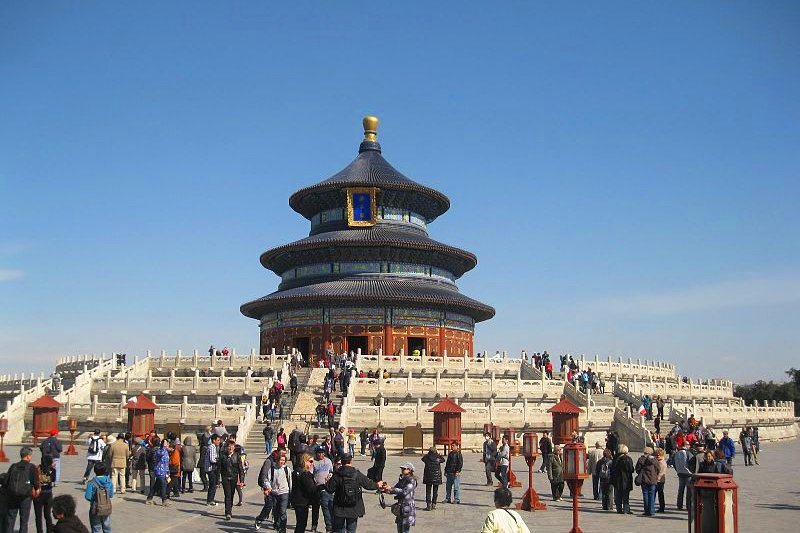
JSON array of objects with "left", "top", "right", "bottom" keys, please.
[{"left": 241, "top": 117, "right": 495, "bottom": 359}]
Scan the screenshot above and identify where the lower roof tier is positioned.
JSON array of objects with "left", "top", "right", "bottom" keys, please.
[{"left": 240, "top": 277, "right": 495, "bottom": 323}]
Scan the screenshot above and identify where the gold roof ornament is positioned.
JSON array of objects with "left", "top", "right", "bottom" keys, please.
[{"left": 362, "top": 115, "right": 379, "bottom": 142}]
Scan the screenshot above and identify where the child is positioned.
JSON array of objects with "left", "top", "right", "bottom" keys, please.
[{"left": 84, "top": 463, "right": 114, "bottom": 532}]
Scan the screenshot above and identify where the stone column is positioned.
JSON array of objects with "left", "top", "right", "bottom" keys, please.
[
  {"left": 215, "top": 395, "right": 222, "bottom": 419},
  {"left": 194, "top": 369, "right": 200, "bottom": 390},
  {"left": 181, "top": 396, "right": 188, "bottom": 419},
  {"left": 416, "top": 398, "right": 422, "bottom": 425},
  {"left": 91, "top": 394, "right": 98, "bottom": 416},
  {"left": 119, "top": 394, "right": 126, "bottom": 419},
  {"left": 169, "top": 369, "right": 175, "bottom": 390},
  {"left": 407, "top": 370, "right": 413, "bottom": 393},
  {"left": 159, "top": 350, "right": 166, "bottom": 368},
  {"left": 193, "top": 350, "right": 199, "bottom": 367}
]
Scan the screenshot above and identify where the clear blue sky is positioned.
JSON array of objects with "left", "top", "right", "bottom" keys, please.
[{"left": 1, "top": 2, "right": 798, "bottom": 383}]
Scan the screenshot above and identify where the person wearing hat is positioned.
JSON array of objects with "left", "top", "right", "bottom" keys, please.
[
  {"left": 324, "top": 454, "right": 380, "bottom": 533},
  {"left": 587, "top": 441, "right": 604, "bottom": 500},
  {"left": 384, "top": 462, "right": 417, "bottom": 533},
  {"left": 107, "top": 433, "right": 130, "bottom": 494},
  {"left": 40, "top": 429, "right": 63, "bottom": 487}
]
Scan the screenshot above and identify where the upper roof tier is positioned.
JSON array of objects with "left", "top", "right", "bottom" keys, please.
[{"left": 289, "top": 117, "right": 450, "bottom": 222}]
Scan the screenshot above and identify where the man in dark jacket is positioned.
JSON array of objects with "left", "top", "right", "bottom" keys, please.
[
  {"left": 367, "top": 439, "right": 386, "bottom": 483},
  {"left": 610, "top": 445, "right": 634, "bottom": 514},
  {"left": 538, "top": 432, "right": 553, "bottom": 473},
  {"left": 324, "top": 454, "right": 379, "bottom": 533},
  {"left": 481, "top": 433, "right": 497, "bottom": 484},
  {"left": 219, "top": 439, "right": 245, "bottom": 521},
  {"left": 39, "top": 430, "right": 63, "bottom": 486},
  {"left": 421, "top": 446, "right": 445, "bottom": 510},
  {"left": 444, "top": 441, "right": 463, "bottom": 504},
  {"left": 50, "top": 495, "right": 90, "bottom": 533},
  {"left": 3, "top": 446, "right": 41, "bottom": 533}
]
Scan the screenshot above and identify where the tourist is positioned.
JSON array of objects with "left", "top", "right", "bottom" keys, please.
[
  {"left": 217, "top": 439, "right": 244, "bottom": 521},
  {"left": 654, "top": 448, "right": 667, "bottom": 513},
  {"left": 324, "top": 453, "right": 380, "bottom": 533},
  {"left": 316, "top": 403, "right": 327, "bottom": 429},
  {"left": 263, "top": 422, "right": 275, "bottom": 455},
  {"left": 39, "top": 429, "right": 62, "bottom": 486},
  {"left": 595, "top": 448, "right": 614, "bottom": 510},
  {"left": 84, "top": 463, "right": 113, "bottom": 533},
  {"left": 751, "top": 427, "right": 760, "bottom": 464},
  {"left": 421, "top": 446, "right": 445, "bottom": 510},
  {"left": 130, "top": 438, "right": 147, "bottom": 494},
  {"left": 33, "top": 454, "right": 55, "bottom": 533},
  {"left": 269, "top": 454, "right": 292, "bottom": 533},
  {"left": 698, "top": 450, "right": 729, "bottom": 474},
  {"left": 587, "top": 441, "right": 603, "bottom": 500},
  {"left": 443, "top": 441, "right": 463, "bottom": 504},
  {"left": 495, "top": 435, "right": 511, "bottom": 489},
  {"left": 673, "top": 442, "right": 693, "bottom": 511},
  {"left": 546, "top": 445, "right": 565, "bottom": 501},
  {"left": 276, "top": 428, "right": 287, "bottom": 450},
  {"left": 481, "top": 433, "right": 497, "bottom": 484},
  {"left": 479, "top": 487, "right": 531, "bottom": 533},
  {"left": 198, "top": 426, "right": 212, "bottom": 490},
  {"left": 254, "top": 450, "right": 279, "bottom": 531},
  {"left": 635, "top": 446, "right": 659, "bottom": 516},
  {"left": 359, "top": 428, "right": 369, "bottom": 456},
  {"left": 83, "top": 430, "right": 106, "bottom": 484},
  {"left": 334, "top": 427, "right": 346, "bottom": 460},
  {"left": 312, "top": 447, "right": 334, "bottom": 533},
  {"left": 3, "top": 446, "right": 41, "bottom": 533},
  {"left": 50, "top": 495, "right": 90, "bottom": 533},
  {"left": 718, "top": 431, "right": 736, "bottom": 465},
  {"left": 107, "top": 433, "right": 129, "bottom": 495},
  {"left": 384, "top": 462, "right": 417, "bottom": 533},
  {"left": 610, "top": 444, "right": 634, "bottom": 514},
  {"left": 740, "top": 428, "right": 754, "bottom": 466},
  {"left": 146, "top": 439, "right": 170, "bottom": 506},
  {"left": 180, "top": 436, "right": 197, "bottom": 493},
  {"left": 291, "top": 453, "right": 318, "bottom": 533},
  {"left": 168, "top": 437, "right": 182, "bottom": 498},
  {"left": 347, "top": 429, "right": 357, "bottom": 458},
  {"left": 290, "top": 373, "right": 298, "bottom": 396},
  {"left": 538, "top": 432, "right": 552, "bottom": 473},
  {"left": 368, "top": 437, "right": 387, "bottom": 484}
]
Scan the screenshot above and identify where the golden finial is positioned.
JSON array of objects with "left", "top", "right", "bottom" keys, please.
[{"left": 362, "top": 115, "right": 379, "bottom": 142}]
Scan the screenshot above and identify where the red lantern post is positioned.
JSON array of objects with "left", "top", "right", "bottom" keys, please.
[
  {"left": 503, "top": 427, "right": 522, "bottom": 488},
  {"left": 0, "top": 417, "right": 8, "bottom": 462},
  {"left": 517, "top": 432, "right": 547, "bottom": 511},
  {"left": 64, "top": 417, "right": 78, "bottom": 455},
  {"left": 563, "top": 442, "right": 589, "bottom": 533}
]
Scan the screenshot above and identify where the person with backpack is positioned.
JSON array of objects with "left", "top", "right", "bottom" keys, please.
[
  {"left": 254, "top": 449, "right": 280, "bottom": 531},
  {"left": 33, "top": 454, "right": 55, "bottom": 533},
  {"left": 145, "top": 439, "right": 171, "bottom": 507},
  {"left": 39, "top": 430, "right": 62, "bottom": 487},
  {"left": 326, "top": 400, "right": 336, "bottom": 429},
  {"left": 259, "top": 453, "right": 291, "bottom": 533},
  {"left": 130, "top": 439, "right": 147, "bottom": 494},
  {"left": 2, "top": 446, "right": 41, "bottom": 533},
  {"left": 83, "top": 431, "right": 106, "bottom": 484},
  {"left": 595, "top": 448, "right": 614, "bottom": 510},
  {"left": 291, "top": 453, "right": 319, "bottom": 533},
  {"left": 50, "top": 495, "right": 90, "bottom": 533},
  {"left": 324, "top": 454, "right": 379, "bottom": 533},
  {"left": 180, "top": 436, "right": 197, "bottom": 493},
  {"left": 263, "top": 423, "right": 275, "bottom": 455},
  {"left": 84, "top": 463, "right": 113, "bottom": 533},
  {"left": 235, "top": 444, "right": 249, "bottom": 506},
  {"left": 276, "top": 428, "right": 287, "bottom": 451}
]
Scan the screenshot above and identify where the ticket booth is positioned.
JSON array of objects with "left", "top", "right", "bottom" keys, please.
[
  {"left": 30, "top": 394, "right": 62, "bottom": 447},
  {"left": 125, "top": 393, "right": 160, "bottom": 438},
  {"left": 547, "top": 397, "right": 582, "bottom": 445}
]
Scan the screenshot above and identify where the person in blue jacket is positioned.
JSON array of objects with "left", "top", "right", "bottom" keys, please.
[
  {"left": 84, "top": 463, "right": 114, "bottom": 533},
  {"left": 718, "top": 431, "right": 736, "bottom": 466}
]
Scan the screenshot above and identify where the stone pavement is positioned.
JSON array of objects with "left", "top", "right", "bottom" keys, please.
[{"left": 2, "top": 435, "right": 797, "bottom": 533}]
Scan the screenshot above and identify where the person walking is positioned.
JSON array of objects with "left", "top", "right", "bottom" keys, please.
[
  {"left": 740, "top": 430, "right": 753, "bottom": 466},
  {"left": 367, "top": 438, "right": 386, "bottom": 484},
  {"left": 33, "top": 454, "right": 55, "bottom": 533},
  {"left": 481, "top": 433, "right": 497, "bottom": 486},
  {"left": 546, "top": 445, "right": 565, "bottom": 501},
  {"left": 311, "top": 447, "right": 334, "bottom": 533},
  {"left": 83, "top": 431, "right": 106, "bottom": 484},
  {"left": 610, "top": 444, "right": 634, "bottom": 514},
  {"left": 718, "top": 431, "right": 736, "bottom": 466},
  {"left": 421, "top": 446, "right": 444, "bottom": 511},
  {"left": 204, "top": 434, "right": 221, "bottom": 506},
  {"left": 673, "top": 442, "right": 693, "bottom": 511},
  {"left": 479, "top": 487, "right": 531, "bottom": 533},
  {"left": 635, "top": 446, "right": 659, "bottom": 516},
  {"left": 291, "top": 453, "right": 319, "bottom": 533},
  {"left": 538, "top": 432, "right": 552, "bottom": 473},
  {"left": 263, "top": 422, "right": 275, "bottom": 455},
  {"left": 587, "top": 441, "right": 604, "bottom": 500},
  {"left": 84, "top": 463, "right": 113, "bottom": 533},
  {"left": 495, "top": 436, "right": 511, "bottom": 489},
  {"left": 38, "top": 430, "right": 62, "bottom": 487},
  {"left": 218, "top": 439, "right": 245, "bottom": 521},
  {"left": 180, "top": 436, "right": 197, "bottom": 493},
  {"left": 254, "top": 450, "right": 279, "bottom": 531},
  {"left": 347, "top": 429, "right": 357, "bottom": 458},
  {"left": 654, "top": 448, "right": 667, "bottom": 513},
  {"left": 443, "top": 441, "right": 463, "bottom": 504},
  {"left": 107, "top": 434, "right": 129, "bottom": 495},
  {"left": 324, "top": 454, "right": 379, "bottom": 533},
  {"left": 269, "top": 454, "right": 293, "bottom": 533},
  {"left": 385, "top": 462, "right": 417, "bottom": 533},
  {"left": 359, "top": 429, "right": 369, "bottom": 457},
  {"left": 595, "top": 448, "right": 614, "bottom": 510},
  {"left": 4, "top": 446, "right": 41, "bottom": 533},
  {"left": 145, "top": 439, "right": 170, "bottom": 506}
]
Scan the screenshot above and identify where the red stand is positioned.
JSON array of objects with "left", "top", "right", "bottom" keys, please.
[
  {"left": 64, "top": 428, "right": 78, "bottom": 455},
  {"left": 516, "top": 456, "right": 547, "bottom": 511},
  {"left": 566, "top": 479, "right": 585, "bottom": 533},
  {"left": 0, "top": 433, "right": 8, "bottom": 462}
]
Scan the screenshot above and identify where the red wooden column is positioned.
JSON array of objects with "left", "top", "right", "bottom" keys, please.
[{"left": 384, "top": 325, "right": 393, "bottom": 356}]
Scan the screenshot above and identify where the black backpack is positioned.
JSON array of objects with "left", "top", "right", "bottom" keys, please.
[
  {"left": 41, "top": 439, "right": 54, "bottom": 458},
  {"left": 335, "top": 471, "right": 360, "bottom": 507},
  {"left": 4, "top": 463, "right": 32, "bottom": 499},
  {"left": 88, "top": 437, "right": 100, "bottom": 455}
]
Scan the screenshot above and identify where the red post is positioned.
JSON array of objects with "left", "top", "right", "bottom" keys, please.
[
  {"left": 567, "top": 479, "right": 585, "bottom": 533},
  {"left": 516, "top": 454, "right": 547, "bottom": 511},
  {"left": 64, "top": 417, "right": 78, "bottom": 456}
]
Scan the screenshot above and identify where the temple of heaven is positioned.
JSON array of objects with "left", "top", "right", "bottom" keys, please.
[{"left": 241, "top": 116, "right": 494, "bottom": 358}]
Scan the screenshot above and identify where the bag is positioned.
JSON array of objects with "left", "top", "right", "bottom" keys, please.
[
  {"left": 327, "top": 403, "right": 336, "bottom": 416},
  {"left": 5, "top": 463, "right": 33, "bottom": 498},
  {"left": 136, "top": 449, "right": 147, "bottom": 470},
  {"left": 88, "top": 437, "right": 100, "bottom": 455},
  {"left": 91, "top": 480, "right": 112, "bottom": 517},
  {"left": 335, "top": 472, "right": 360, "bottom": 507},
  {"left": 634, "top": 470, "right": 642, "bottom": 486},
  {"left": 391, "top": 502, "right": 402, "bottom": 516},
  {"left": 41, "top": 439, "right": 54, "bottom": 458},
  {"left": 599, "top": 461, "right": 611, "bottom": 482}
]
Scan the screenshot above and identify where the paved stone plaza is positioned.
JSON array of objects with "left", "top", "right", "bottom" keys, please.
[{"left": 4, "top": 434, "right": 798, "bottom": 533}]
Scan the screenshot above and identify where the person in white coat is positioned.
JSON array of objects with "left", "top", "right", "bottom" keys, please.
[{"left": 481, "top": 487, "right": 530, "bottom": 533}]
